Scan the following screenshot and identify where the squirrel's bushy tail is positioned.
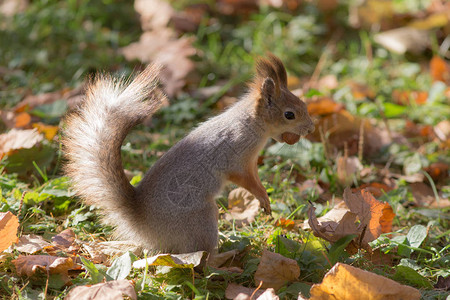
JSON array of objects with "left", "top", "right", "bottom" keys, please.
[{"left": 63, "top": 64, "right": 166, "bottom": 239}]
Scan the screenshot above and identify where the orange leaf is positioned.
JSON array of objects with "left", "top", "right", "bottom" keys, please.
[
  {"left": 392, "top": 90, "right": 428, "bottom": 105},
  {"left": 358, "top": 182, "right": 393, "bottom": 197},
  {"left": 307, "top": 98, "right": 344, "bottom": 116},
  {"left": 0, "top": 212, "right": 19, "bottom": 252},
  {"left": 310, "top": 263, "right": 421, "bottom": 300},
  {"left": 430, "top": 55, "right": 449, "bottom": 82},
  {"left": 14, "top": 112, "right": 31, "bottom": 128},
  {"left": 274, "top": 218, "right": 295, "bottom": 231},
  {"left": 32, "top": 122, "right": 59, "bottom": 140},
  {"left": 343, "top": 188, "right": 395, "bottom": 245}
]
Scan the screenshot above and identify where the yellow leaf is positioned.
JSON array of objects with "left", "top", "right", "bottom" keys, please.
[
  {"left": 310, "top": 263, "right": 420, "bottom": 300},
  {"left": 0, "top": 211, "right": 19, "bottom": 252},
  {"left": 32, "top": 122, "right": 59, "bottom": 140}
]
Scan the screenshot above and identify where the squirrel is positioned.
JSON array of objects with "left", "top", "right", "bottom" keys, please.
[{"left": 63, "top": 54, "right": 315, "bottom": 254}]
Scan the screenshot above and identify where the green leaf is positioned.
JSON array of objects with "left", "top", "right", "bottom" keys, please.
[
  {"left": 406, "top": 225, "right": 427, "bottom": 249},
  {"left": 328, "top": 235, "right": 357, "bottom": 265},
  {"left": 80, "top": 256, "right": 106, "bottom": 284},
  {"left": 393, "top": 265, "right": 433, "bottom": 289},
  {"left": 383, "top": 102, "right": 407, "bottom": 118},
  {"left": 106, "top": 251, "right": 137, "bottom": 280}
]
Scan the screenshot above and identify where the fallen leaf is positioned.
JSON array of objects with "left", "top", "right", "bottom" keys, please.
[
  {"left": 274, "top": 218, "right": 296, "bottom": 231},
  {"left": 225, "top": 283, "right": 265, "bottom": 300},
  {"left": 374, "top": 27, "right": 430, "bottom": 54},
  {"left": 216, "top": 0, "right": 259, "bottom": 16},
  {"left": 15, "top": 234, "right": 52, "bottom": 254},
  {"left": 121, "top": 29, "right": 196, "bottom": 96},
  {"left": 344, "top": 188, "right": 394, "bottom": 245},
  {"left": 13, "top": 255, "right": 73, "bottom": 283},
  {"left": 434, "top": 120, "right": 450, "bottom": 141},
  {"left": 307, "top": 189, "right": 395, "bottom": 247},
  {"left": 0, "top": 129, "right": 43, "bottom": 157},
  {"left": 0, "top": 0, "right": 28, "bottom": 17},
  {"left": 254, "top": 250, "right": 300, "bottom": 291},
  {"left": 358, "top": 182, "right": 393, "bottom": 198},
  {"left": 409, "top": 12, "right": 449, "bottom": 30},
  {"left": 82, "top": 243, "right": 107, "bottom": 264},
  {"left": 134, "top": 0, "right": 174, "bottom": 31},
  {"left": 32, "top": 123, "right": 59, "bottom": 140},
  {"left": 0, "top": 211, "right": 19, "bottom": 252},
  {"left": 133, "top": 251, "right": 205, "bottom": 269},
  {"left": 337, "top": 156, "right": 363, "bottom": 186},
  {"left": 410, "top": 182, "right": 450, "bottom": 208},
  {"left": 207, "top": 249, "right": 239, "bottom": 268},
  {"left": 310, "top": 263, "right": 421, "bottom": 300},
  {"left": 65, "top": 279, "right": 137, "bottom": 300},
  {"left": 430, "top": 55, "right": 450, "bottom": 83},
  {"left": 96, "top": 241, "right": 142, "bottom": 257},
  {"left": 14, "top": 112, "right": 31, "bottom": 128},
  {"left": 349, "top": 82, "right": 375, "bottom": 100},
  {"left": 307, "top": 98, "right": 344, "bottom": 116},
  {"left": 392, "top": 90, "right": 428, "bottom": 105},
  {"left": 307, "top": 203, "right": 359, "bottom": 243},
  {"left": 52, "top": 229, "right": 78, "bottom": 251},
  {"left": 224, "top": 188, "right": 260, "bottom": 226}
]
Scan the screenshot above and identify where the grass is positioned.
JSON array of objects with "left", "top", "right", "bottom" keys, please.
[{"left": 1, "top": 0, "right": 449, "bottom": 299}]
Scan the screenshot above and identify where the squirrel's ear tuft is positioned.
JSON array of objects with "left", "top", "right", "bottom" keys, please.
[
  {"left": 251, "top": 56, "right": 281, "bottom": 97},
  {"left": 266, "top": 53, "right": 287, "bottom": 87}
]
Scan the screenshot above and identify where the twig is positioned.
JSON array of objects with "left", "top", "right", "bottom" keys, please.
[
  {"left": 250, "top": 280, "right": 263, "bottom": 300},
  {"left": 358, "top": 120, "right": 365, "bottom": 162}
]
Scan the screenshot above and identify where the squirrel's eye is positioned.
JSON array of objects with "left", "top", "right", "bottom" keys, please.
[{"left": 284, "top": 111, "right": 295, "bottom": 120}]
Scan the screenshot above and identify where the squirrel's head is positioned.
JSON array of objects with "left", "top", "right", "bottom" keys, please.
[{"left": 251, "top": 54, "right": 315, "bottom": 145}]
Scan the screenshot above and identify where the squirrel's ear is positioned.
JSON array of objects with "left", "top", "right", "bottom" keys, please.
[{"left": 260, "top": 77, "right": 276, "bottom": 106}]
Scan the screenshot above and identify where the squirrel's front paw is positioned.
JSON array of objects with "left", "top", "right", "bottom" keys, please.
[{"left": 259, "top": 196, "right": 272, "bottom": 215}]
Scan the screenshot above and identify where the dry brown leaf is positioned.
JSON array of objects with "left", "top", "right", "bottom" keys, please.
[
  {"left": 121, "top": 29, "right": 196, "bottom": 96},
  {"left": 374, "top": 27, "right": 430, "bottom": 54},
  {"left": 349, "top": 82, "right": 375, "bottom": 100},
  {"left": 358, "top": 182, "right": 393, "bottom": 198},
  {"left": 225, "top": 282, "right": 266, "bottom": 300},
  {"left": 224, "top": 188, "right": 260, "bottom": 226},
  {"left": 307, "top": 203, "right": 359, "bottom": 242},
  {"left": 434, "top": 120, "right": 450, "bottom": 141},
  {"left": 65, "top": 279, "right": 137, "bottom": 300},
  {"left": 133, "top": 251, "right": 205, "bottom": 269},
  {"left": 96, "top": 241, "right": 142, "bottom": 257},
  {"left": 0, "top": 0, "right": 28, "bottom": 17},
  {"left": 310, "top": 263, "right": 421, "bottom": 300},
  {"left": 0, "top": 211, "right": 19, "bottom": 252},
  {"left": 0, "top": 129, "right": 43, "bottom": 156},
  {"left": 13, "top": 255, "right": 73, "bottom": 282},
  {"left": 52, "top": 229, "right": 78, "bottom": 251},
  {"left": 15, "top": 234, "right": 52, "bottom": 254},
  {"left": 344, "top": 188, "right": 395, "bottom": 245},
  {"left": 254, "top": 250, "right": 300, "bottom": 291},
  {"left": 307, "top": 189, "right": 395, "bottom": 247},
  {"left": 207, "top": 249, "right": 239, "bottom": 268},
  {"left": 337, "top": 156, "right": 363, "bottom": 186},
  {"left": 82, "top": 243, "right": 107, "bottom": 264},
  {"left": 134, "top": 0, "right": 174, "bottom": 31}
]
